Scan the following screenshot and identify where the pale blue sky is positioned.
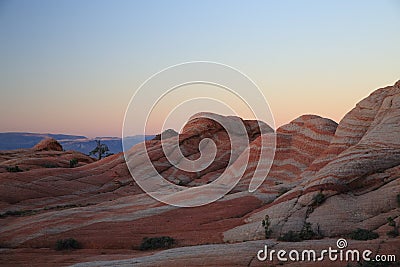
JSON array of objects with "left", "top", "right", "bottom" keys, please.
[{"left": 1, "top": 0, "right": 399, "bottom": 137}]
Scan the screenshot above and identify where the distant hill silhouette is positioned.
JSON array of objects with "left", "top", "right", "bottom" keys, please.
[{"left": 0, "top": 132, "right": 154, "bottom": 154}]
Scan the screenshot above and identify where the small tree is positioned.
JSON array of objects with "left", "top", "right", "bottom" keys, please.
[
  {"left": 55, "top": 238, "right": 80, "bottom": 250},
  {"left": 69, "top": 158, "right": 78, "bottom": 168},
  {"left": 262, "top": 215, "right": 272, "bottom": 238},
  {"left": 348, "top": 228, "right": 379, "bottom": 240},
  {"left": 139, "top": 236, "right": 175, "bottom": 250},
  {"left": 6, "top": 166, "right": 23, "bottom": 172},
  {"left": 386, "top": 217, "right": 399, "bottom": 238},
  {"left": 313, "top": 192, "right": 326, "bottom": 206},
  {"left": 89, "top": 140, "right": 109, "bottom": 160},
  {"left": 299, "top": 222, "right": 316, "bottom": 240}
]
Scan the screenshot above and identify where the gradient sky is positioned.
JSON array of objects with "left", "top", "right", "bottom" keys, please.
[{"left": 1, "top": 0, "right": 399, "bottom": 137}]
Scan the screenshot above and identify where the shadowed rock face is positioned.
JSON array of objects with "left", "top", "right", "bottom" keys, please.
[{"left": 0, "top": 82, "right": 399, "bottom": 266}]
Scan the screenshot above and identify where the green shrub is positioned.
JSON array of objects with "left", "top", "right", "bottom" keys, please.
[
  {"left": 386, "top": 217, "right": 399, "bottom": 238},
  {"left": 278, "top": 222, "right": 319, "bottom": 242},
  {"left": 55, "top": 238, "right": 80, "bottom": 250},
  {"left": 0, "top": 209, "right": 37, "bottom": 218},
  {"left": 43, "top": 163, "right": 58, "bottom": 168},
  {"left": 278, "top": 230, "right": 302, "bottom": 242},
  {"left": 386, "top": 229, "right": 399, "bottom": 238},
  {"left": 387, "top": 217, "right": 395, "bottom": 227},
  {"left": 313, "top": 192, "right": 326, "bottom": 206},
  {"left": 299, "top": 222, "right": 317, "bottom": 240},
  {"left": 262, "top": 215, "right": 272, "bottom": 238},
  {"left": 69, "top": 158, "right": 78, "bottom": 168},
  {"left": 139, "top": 236, "right": 175, "bottom": 251},
  {"left": 315, "top": 223, "right": 324, "bottom": 238},
  {"left": 348, "top": 228, "right": 379, "bottom": 240},
  {"left": 6, "top": 166, "right": 23, "bottom": 172},
  {"left": 0, "top": 204, "right": 93, "bottom": 218}
]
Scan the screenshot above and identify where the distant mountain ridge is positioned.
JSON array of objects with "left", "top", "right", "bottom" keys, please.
[{"left": 0, "top": 132, "right": 155, "bottom": 154}]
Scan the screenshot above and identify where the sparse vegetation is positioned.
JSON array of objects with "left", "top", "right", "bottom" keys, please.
[
  {"left": 44, "top": 204, "right": 79, "bottom": 210},
  {"left": 278, "top": 230, "right": 302, "bottom": 242},
  {"left": 55, "top": 238, "right": 80, "bottom": 250},
  {"left": 316, "top": 223, "right": 323, "bottom": 237},
  {"left": 89, "top": 140, "right": 110, "bottom": 160},
  {"left": 348, "top": 228, "right": 379, "bottom": 240},
  {"left": 6, "top": 165, "right": 23, "bottom": 172},
  {"left": 139, "top": 236, "right": 175, "bottom": 250},
  {"left": 386, "top": 217, "right": 399, "bottom": 238},
  {"left": 278, "top": 222, "right": 318, "bottom": 242},
  {"left": 262, "top": 215, "right": 272, "bottom": 238},
  {"left": 0, "top": 203, "right": 94, "bottom": 218},
  {"left": 387, "top": 217, "right": 396, "bottom": 227},
  {"left": 387, "top": 229, "right": 399, "bottom": 238},
  {"left": 299, "top": 222, "right": 317, "bottom": 240},
  {"left": 0, "top": 209, "right": 37, "bottom": 218},
  {"left": 69, "top": 158, "right": 78, "bottom": 168},
  {"left": 43, "top": 163, "right": 58, "bottom": 168},
  {"left": 313, "top": 192, "right": 326, "bottom": 206}
]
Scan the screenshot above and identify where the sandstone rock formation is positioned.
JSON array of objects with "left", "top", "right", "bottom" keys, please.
[
  {"left": 33, "top": 138, "right": 63, "bottom": 151},
  {"left": 0, "top": 81, "right": 399, "bottom": 266},
  {"left": 139, "top": 112, "right": 273, "bottom": 187},
  {"left": 224, "top": 80, "right": 400, "bottom": 243},
  {"left": 0, "top": 144, "right": 94, "bottom": 174},
  {"left": 151, "top": 129, "right": 179, "bottom": 140},
  {"left": 233, "top": 114, "right": 337, "bottom": 195}
]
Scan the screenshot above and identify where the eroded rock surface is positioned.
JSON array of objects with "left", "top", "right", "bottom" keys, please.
[{"left": 1, "top": 82, "right": 399, "bottom": 266}]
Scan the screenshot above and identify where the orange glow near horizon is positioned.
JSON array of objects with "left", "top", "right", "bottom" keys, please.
[{"left": 1, "top": 1, "right": 399, "bottom": 138}]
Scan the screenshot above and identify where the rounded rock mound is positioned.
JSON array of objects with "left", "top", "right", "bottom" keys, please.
[{"left": 33, "top": 138, "right": 63, "bottom": 151}]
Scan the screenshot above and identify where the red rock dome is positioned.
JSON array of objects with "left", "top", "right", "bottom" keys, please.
[{"left": 33, "top": 138, "right": 63, "bottom": 151}]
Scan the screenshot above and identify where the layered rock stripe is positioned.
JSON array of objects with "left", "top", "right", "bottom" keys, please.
[{"left": 0, "top": 81, "right": 399, "bottom": 266}]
